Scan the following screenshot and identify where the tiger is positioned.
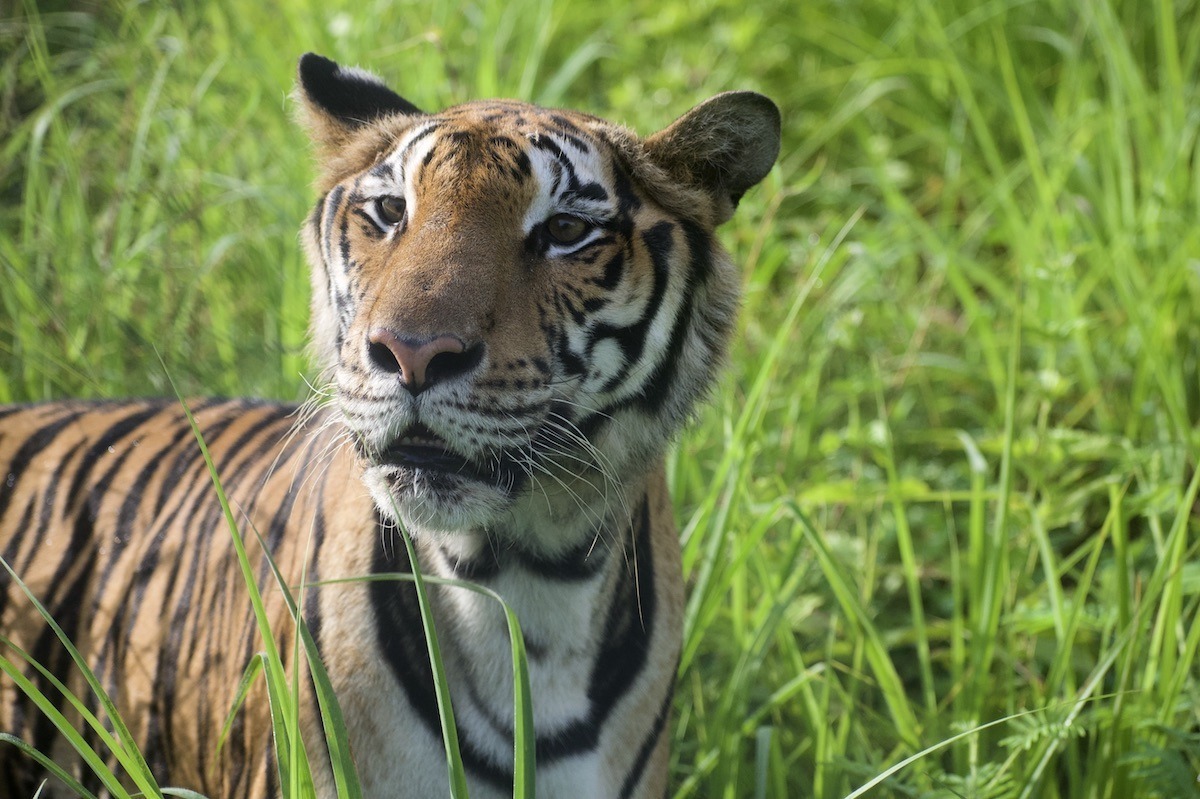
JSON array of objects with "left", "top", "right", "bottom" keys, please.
[{"left": 0, "top": 53, "right": 780, "bottom": 798}]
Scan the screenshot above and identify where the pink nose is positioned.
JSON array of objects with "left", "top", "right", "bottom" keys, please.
[{"left": 367, "top": 329, "right": 476, "bottom": 394}]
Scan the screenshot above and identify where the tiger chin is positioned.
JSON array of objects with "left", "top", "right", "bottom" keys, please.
[{"left": 0, "top": 53, "right": 779, "bottom": 799}]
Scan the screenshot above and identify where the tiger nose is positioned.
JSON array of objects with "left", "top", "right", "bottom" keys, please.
[{"left": 366, "top": 329, "right": 483, "bottom": 394}]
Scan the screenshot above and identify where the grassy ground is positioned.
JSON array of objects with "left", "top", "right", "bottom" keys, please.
[{"left": 3, "top": 0, "right": 1200, "bottom": 797}]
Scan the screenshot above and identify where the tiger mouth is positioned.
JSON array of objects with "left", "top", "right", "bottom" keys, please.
[{"left": 373, "top": 424, "right": 521, "bottom": 488}]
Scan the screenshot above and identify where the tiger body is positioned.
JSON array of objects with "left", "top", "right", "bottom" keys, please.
[{"left": 0, "top": 54, "right": 779, "bottom": 798}]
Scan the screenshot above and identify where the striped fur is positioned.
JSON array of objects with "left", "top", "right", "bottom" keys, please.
[{"left": 0, "top": 55, "right": 779, "bottom": 798}]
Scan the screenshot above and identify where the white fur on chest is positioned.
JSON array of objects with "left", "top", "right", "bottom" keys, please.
[{"left": 431, "top": 545, "right": 611, "bottom": 733}]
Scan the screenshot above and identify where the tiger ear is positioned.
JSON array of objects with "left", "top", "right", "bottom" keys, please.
[
  {"left": 643, "top": 91, "right": 781, "bottom": 224},
  {"left": 296, "top": 53, "right": 423, "bottom": 151}
]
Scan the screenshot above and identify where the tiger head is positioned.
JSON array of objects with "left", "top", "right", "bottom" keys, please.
[{"left": 297, "top": 54, "right": 779, "bottom": 545}]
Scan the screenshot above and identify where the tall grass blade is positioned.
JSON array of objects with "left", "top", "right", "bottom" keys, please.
[
  {"left": 247, "top": 524, "right": 364, "bottom": 799},
  {"left": 310, "top": 572, "right": 536, "bottom": 798},
  {"left": 0, "top": 561, "right": 161, "bottom": 798},
  {"left": 0, "top": 734, "right": 98, "bottom": 799},
  {"left": 384, "top": 505, "right": 471, "bottom": 799},
  {"left": 164, "top": 376, "right": 313, "bottom": 796}
]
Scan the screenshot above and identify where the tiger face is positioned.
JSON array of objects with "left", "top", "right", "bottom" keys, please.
[{"left": 298, "top": 55, "right": 780, "bottom": 544}]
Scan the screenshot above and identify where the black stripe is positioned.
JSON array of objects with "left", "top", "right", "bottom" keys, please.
[
  {"left": 438, "top": 533, "right": 608, "bottom": 584},
  {"left": 104, "top": 420, "right": 193, "bottom": 576},
  {"left": 133, "top": 406, "right": 271, "bottom": 664},
  {"left": 120, "top": 402, "right": 245, "bottom": 706},
  {"left": 59, "top": 404, "right": 164, "bottom": 514},
  {"left": 398, "top": 124, "right": 438, "bottom": 163},
  {"left": 158, "top": 408, "right": 293, "bottom": 692},
  {"left": 370, "top": 514, "right": 515, "bottom": 790},
  {"left": 188, "top": 406, "right": 294, "bottom": 782},
  {"left": 0, "top": 407, "right": 90, "bottom": 523},
  {"left": 592, "top": 221, "right": 675, "bottom": 393},
  {"left": 19, "top": 438, "right": 86, "bottom": 578},
  {"left": 369, "top": 160, "right": 395, "bottom": 180},
  {"left": 515, "top": 535, "right": 608, "bottom": 581},
  {"left": 266, "top": 746, "right": 279, "bottom": 799},
  {"left": 565, "top": 182, "right": 608, "bottom": 203},
  {"left": 13, "top": 404, "right": 163, "bottom": 736},
  {"left": 92, "top": 412, "right": 202, "bottom": 687},
  {"left": 150, "top": 406, "right": 292, "bottom": 781},
  {"left": 152, "top": 401, "right": 241, "bottom": 516},
  {"left": 618, "top": 674, "right": 675, "bottom": 799},
  {"left": 439, "top": 542, "right": 501, "bottom": 581},
  {"left": 0, "top": 499, "right": 36, "bottom": 621},
  {"left": 308, "top": 196, "right": 324, "bottom": 232},
  {"left": 587, "top": 496, "right": 656, "bottom": 726},
  {"left": 322, "top": 185, "right": 346, "bottom": 265},
  {"left": 251, "top": 426, "right": 315, "bottom": 586},
  {"left": 595, "top": 249, "right": 626, "bottom": 291},
  {"left": 556, "top": 329, "right": 587, "bottom": 377},
  {"left": 529, "top": 136, "right": 582, "bottom": 191},
  {"left": 338, "top": 212, "right": 352, "bottom": 273},
  {"left": 609, "top": 146, "right": 644, "bottom": 217},
  {"left": 28, "top": 410, "right": 155, "bottom": 757},
  {"left": 535, "top": 496, "right": 656, "bottom": 764},
  {"left": 0, "top": 499, "right": 37, "bottom": 745},
  {"left": 632, "top": 220, "right": 713, "bottom": 413}
]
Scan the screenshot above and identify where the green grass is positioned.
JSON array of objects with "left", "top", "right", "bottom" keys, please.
[{"left": 3, "top": 0, "right": 1200, "bottom": 797}]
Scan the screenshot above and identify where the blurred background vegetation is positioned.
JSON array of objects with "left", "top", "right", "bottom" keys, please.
[{"left": 3, "top": 0, "right": 1200, "bottom": 796}]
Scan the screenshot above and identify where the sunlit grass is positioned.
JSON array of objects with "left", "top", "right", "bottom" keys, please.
[{"left": 2, "top": 0, "right": 1199, "bottom": 797}]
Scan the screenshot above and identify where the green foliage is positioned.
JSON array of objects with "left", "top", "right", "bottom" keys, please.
[{"left": 2, "top": 0, "right": 1200, "bottom": 797}]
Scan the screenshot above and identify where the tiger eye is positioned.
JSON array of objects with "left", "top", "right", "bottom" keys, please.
[
  {"left": 376, "top": 196, "right": 406, "bottom": 226},
  {"left": 546, "top": 213, "right": 590, "bottom": 245}
]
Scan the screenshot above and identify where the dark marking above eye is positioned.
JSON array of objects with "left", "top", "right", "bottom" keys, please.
[
  {"left": 396, "top": 124, "right": 439, "bottom": 162},
  {"left": 565, "top": 183, "right": 608, "bottom": 203}
]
